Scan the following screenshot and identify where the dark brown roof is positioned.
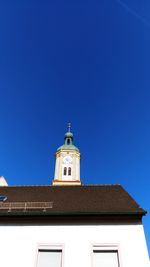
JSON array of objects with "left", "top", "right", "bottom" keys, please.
[{"left": 0, "top": 184, "right": 146, "bottom": 218}]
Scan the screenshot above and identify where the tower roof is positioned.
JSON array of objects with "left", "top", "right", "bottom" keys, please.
[{"left": 57, "top": 124, "right": 79, "bottom": 152}]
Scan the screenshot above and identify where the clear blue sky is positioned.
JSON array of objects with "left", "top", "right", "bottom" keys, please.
[{"left": 0, "top": 0, "right": 150, "bottom": 256}]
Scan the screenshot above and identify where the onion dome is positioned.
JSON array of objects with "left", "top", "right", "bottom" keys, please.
[{"left": 57, "top": 123, "right": 79, "bottom": 152}]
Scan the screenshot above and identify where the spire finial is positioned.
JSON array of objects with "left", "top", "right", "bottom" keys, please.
[{"left": 68, "top": 122, "right": 71, "bottom": 132}]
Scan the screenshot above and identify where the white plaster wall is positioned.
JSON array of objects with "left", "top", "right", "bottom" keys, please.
[
  {"left": 0, "top": 224, "right": 149, "bottom": 267},
  {"left": 54, "top": 155, "right": 60, "bottom": 180},
  {"left": 76, "top": 157, "right": 80, "bottom": 181}
]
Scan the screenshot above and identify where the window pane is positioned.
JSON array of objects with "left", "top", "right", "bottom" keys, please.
[
  {"left": 93, "top": 251, "right": 119, "bottom": 267},
  {"left": 37, "top": 250, "right": 62, "bottom": 267},
  {"left": 64, "top": 167, "right": 67, "bottom": 175},
  {"left": 68, "top": 167, "right": 71, "bottom": 176}
]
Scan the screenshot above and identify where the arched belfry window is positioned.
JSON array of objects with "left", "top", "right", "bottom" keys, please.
[
  {"left": 64, "top": 167, "right": 67, "bottom": 175},
  {"left": 67, "top": 139, "right": 70, "bottom": 145},
  {"left": 68, "top": 167, "right": 71, "bottom": 176}
]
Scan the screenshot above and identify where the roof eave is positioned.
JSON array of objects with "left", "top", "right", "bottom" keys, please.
[{"left": 0, "top": 210, "right": 146, "bottom": 217}]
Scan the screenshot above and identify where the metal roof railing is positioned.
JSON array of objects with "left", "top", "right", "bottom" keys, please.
[{"left": 0, "top": 202, "right": 53, "bottom": 212}]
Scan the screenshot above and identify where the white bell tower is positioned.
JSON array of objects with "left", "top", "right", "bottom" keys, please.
[{"left": 52, "top": 124, "right": 81, "bottom": 186}]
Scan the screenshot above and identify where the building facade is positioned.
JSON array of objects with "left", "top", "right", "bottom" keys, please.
[{"left": 0, "top": 128, "right": 149, "bottom": 267}]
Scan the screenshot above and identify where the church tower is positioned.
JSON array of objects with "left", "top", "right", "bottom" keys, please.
[{"left": 52, "top": 124, "right": 81, "bottom": 185}]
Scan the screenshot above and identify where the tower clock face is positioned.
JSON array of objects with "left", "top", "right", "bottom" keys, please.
[{"left": 63, "top": 155, "right": 73, "bottom": 164}]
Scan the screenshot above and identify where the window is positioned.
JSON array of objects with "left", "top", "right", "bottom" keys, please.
[
  {"left": 68, "top": 167, "right": 71, "bottom": 176},
  {"left": 67, "top": 139, "right": 70, "bottom": 145},
  {"left": 37, "top": 247, "right": 62, "bottom": 267},
  {"left": 93, "top": 246, "right": 120, "bottom": 267},
  {"left": 63, "top": 167, "right": 67, "bottom": 175}
]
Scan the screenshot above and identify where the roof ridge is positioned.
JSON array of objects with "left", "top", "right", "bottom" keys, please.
[{"left": 5, "top": 184, "right": 121, "bottom": 188}]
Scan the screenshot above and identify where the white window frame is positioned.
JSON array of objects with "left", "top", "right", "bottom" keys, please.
[
  {"left": 92, "top": 244, "right": 122, "bottom": 267},
  {"left": 35, "top": 244, "right": 64, "bottom": 267}
]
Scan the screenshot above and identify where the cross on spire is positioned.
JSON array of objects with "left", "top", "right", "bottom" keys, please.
[{"left": 68, "top": 122, "right": 71, "bottom": 132}]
